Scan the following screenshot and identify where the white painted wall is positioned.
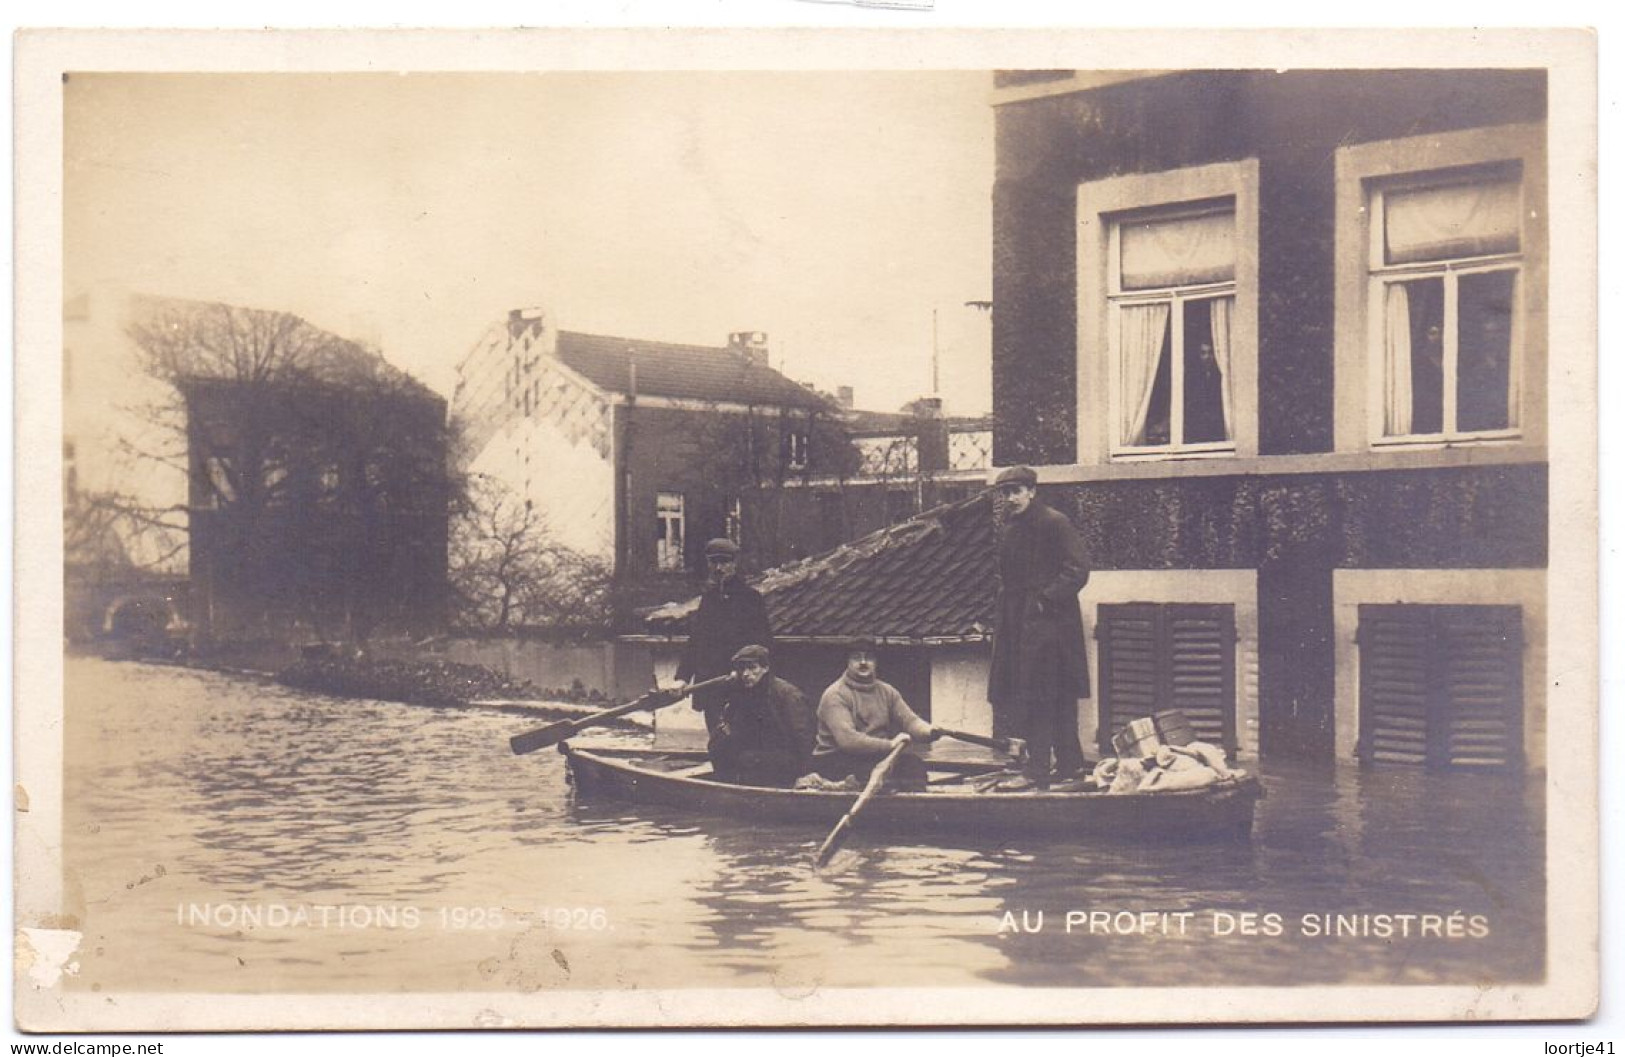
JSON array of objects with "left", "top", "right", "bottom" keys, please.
[{"left": 927, "top": 646, "right": 994, "bottom": 734}]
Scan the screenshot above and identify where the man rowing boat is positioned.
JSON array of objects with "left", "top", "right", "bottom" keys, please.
[
  {"left": 707, "top": 644, "right": 815, "bottom": 788},
  {"left": 810, "top": 638, "right": 940, "bottom": 791}
]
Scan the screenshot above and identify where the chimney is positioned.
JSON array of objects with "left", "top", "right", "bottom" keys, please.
[
  {"left": 729, "top": 330, "right": 770, "bottom": 369},
  {"left": 836, "top": 386, "right": 854, "bottom": 410},
  {"left": 912, "top": 395, "right": 949, "bottom": 473},
  {"left": 508, "top": 307, "right": 546, "bottom": 342}
]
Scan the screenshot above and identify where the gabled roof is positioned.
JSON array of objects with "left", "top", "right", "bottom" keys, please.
[
  {"left": 555, "top": 331, "right": 831, "bottom": 411},
  {"left": 643, "top": 490, "right": 998, "bottom": 645}
]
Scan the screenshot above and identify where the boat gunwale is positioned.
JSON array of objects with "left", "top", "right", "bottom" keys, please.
[{"left": 561, "top": 742, "right": 1261, "bottom": 803}]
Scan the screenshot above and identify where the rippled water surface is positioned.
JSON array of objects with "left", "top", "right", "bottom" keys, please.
[{"left": 61, "top": 658, "right": 1545, "bottom": 994}]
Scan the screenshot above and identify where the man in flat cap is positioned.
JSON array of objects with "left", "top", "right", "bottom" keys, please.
[
  {"left": 675, "top": 538, "right": 773, "bottom": 735},
  {"left": 986, "top": 466, "right": 1092, "bottom": 790},
  {"left": 707, "top": 644, "right": 815, "bottom": 787}
]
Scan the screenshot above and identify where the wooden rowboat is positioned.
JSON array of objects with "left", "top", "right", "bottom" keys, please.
[{"left": 561, "top": 743, "right": 1263, "bottom": 841}]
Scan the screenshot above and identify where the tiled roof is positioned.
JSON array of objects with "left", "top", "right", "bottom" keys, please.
[
  {"left": 643, "top": 491, "right": 998, "bottom": 645},
  {"left": 556, "top": 331, "right": 831, "bottom": 411}
]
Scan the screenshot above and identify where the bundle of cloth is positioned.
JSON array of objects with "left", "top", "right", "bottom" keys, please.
[{"left": 1090, "top": 741, "right": 1239, "bottom": 795}]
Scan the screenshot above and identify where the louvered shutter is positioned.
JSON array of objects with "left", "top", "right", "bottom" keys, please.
[
  {"left": 1357, "top": 605, "right": 1432, "bottom": 766},
  {"left": 1095, "top": 603, "right": 1161, "bottom": 755},
  {"left": 1436, "top": 605, "right": 1523, "bottom": 769},
  {"left": 1166, "top": 605, "right": 1238, "bottom": 752},
  {"left": 1097, "top": 603, "right": 1237, "bottom": 755},
  {"left": 1358, "top": 604, "right": 1523, "bottom": 771}
]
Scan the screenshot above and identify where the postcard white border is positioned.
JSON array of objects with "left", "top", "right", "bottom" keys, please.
[{"left": 13, "top": 26, "right": 1600, "bottom": 1031}]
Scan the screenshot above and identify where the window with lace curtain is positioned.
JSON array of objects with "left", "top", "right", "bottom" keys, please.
[
  {"left": 1368, "top": 167, "right": 1523, "bottom": 444},
  {"left": 1107, "top": 203, "right": 1237, "bottom": 457}
]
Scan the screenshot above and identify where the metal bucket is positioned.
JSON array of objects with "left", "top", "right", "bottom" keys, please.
[
  {"left": 1153, "top": 710, "right": 1197, "bottom": 747},
  {"left": 1111, "top": 716, "right": 1162, "bottom": 760}
]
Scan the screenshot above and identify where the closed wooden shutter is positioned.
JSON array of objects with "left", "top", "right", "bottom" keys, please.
[
  {"left": 1166, "top": 605, "right": 1238, "bottom": 750},
  {"left": 1357, "top": 605, "right": 1432, "bottom": 765},
  {"left": 1097, "top": 603, "right": 1238, "bottom": 755},
  {"left": 1437, "top": 605, "right": 1523, "bottom": 769},
  {"left": 1357, "top": 604, "right": 1523, "bottom": 770},
  {"left": 1097, "top": 603, "right": 1160, "bottom": 753}
]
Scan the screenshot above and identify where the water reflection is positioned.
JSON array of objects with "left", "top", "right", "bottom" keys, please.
[{"left": 63, "top": 657, "right": 1543, "bottom": 993}]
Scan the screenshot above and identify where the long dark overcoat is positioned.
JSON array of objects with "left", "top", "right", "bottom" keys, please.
[
  {"left": 676, "top": 577, "right": 773, "bottom": 714},
  {"left": 986, "top": 498, "right": 1092, "bottom": 706}
]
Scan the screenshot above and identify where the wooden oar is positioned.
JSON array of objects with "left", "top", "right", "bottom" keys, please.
[
  {"left": 508, "top": 673, "right": 736, "bottom": 755},
  {"left": 814, "top": 738, "right": 909, "bottom": 868},
  {"left": 934, "top": 727, "right": 1027, "bottom": 759}
]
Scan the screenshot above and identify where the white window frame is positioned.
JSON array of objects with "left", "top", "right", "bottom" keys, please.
[
  {"left": 1106, "top": 202, "right": 1238, "bottom": 459},
  {"left": 1077, "top": 160, "right": 1260, "bottom": 466},
  {"left": 655, "top": 491, "right": 685, "bottom": 572},
  {"left": 725, "top": 496, "right": 743, "bottom": 546},
  {"left": 1365, "top": 169, "right": 1526, "bottom": 448},
  {"left": 1332, "top": 123, "right": 1546, "bottom": 455},
  {"left": 786, "top": 430, "right": 809, "bottom": 472}
]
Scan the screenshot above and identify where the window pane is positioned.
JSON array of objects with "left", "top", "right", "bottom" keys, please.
[
  {"left": 1182, "top": 297, "right": 1232, "bottom": 443},
  {"left": 1385, "top": 277, "right": 1445, "bottom": 436},
  {"left": 1385, "top": 178, "right": 1520, "bottom": 265},
  {"left": 1120, "top": 209, "right": 1235, "bottom": 290},
  {"left": 1457, "top": 270, "right": 1516, "bottom": 432},
  {"left": 1143, "top": 327, "right": 1172, "bottom": 446},
  {"left": 1117, "top": 302, "right": 1171, "bottom": 446}
]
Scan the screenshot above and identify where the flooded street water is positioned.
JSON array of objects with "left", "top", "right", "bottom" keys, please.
[{"left": 60, "top": 657, "right": 1544, "bottom": 995}]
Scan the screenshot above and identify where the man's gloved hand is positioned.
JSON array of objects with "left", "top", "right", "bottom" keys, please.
[{"left": 890, "top": 732, "right": 912, "bottom": 750}]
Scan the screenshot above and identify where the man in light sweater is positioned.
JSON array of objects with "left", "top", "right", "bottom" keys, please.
[{"left": 811, "top": 638, "right": 940, "bottom": 790}]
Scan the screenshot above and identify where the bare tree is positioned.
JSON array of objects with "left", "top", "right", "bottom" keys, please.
[{"left": 449, "top": 474, "right": 610, "bottom": 631}]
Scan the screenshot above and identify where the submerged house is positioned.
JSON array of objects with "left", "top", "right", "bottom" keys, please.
[
  {"left": 637, "top": 487, "right": 1255, "bottom": 757},
  {"left": 636, "top": 491, "right": 1002, "bottom": 736},
  {"left": 988, "top": 69, "right": 1547, "bottom": 771},
  {"left": 641, "top": 69, "right": 1550, "bottom": 774}
]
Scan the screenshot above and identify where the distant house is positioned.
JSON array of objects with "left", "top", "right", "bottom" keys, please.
[
  {"left": 760, "top": 393, "right": 995, "bottom": 566},
  {"left": 451, "top": 310, "right": 856, "bottom": 626},
  {"left": 636, "top": 490, "right": 1001, "bottom": 734},
  {"left": 63, "top": 288, "right": 449, "bottom": 645},
  {"left": 989, "top": 70, "right": 1547, "bottom": 771}
]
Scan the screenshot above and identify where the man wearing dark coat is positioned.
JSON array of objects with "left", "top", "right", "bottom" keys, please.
[
  {"left": 986, "top": 466, "right": 1092, "bottom": 790},
  {"left": 708, "top": 645, "right": 816, "bottom": 787},
  {"left": 676, "top": 538, "right": 774, "bottom": 735}
]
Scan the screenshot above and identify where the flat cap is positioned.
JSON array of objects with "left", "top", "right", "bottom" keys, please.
[
  {"left": 993, "top": 465, "right": 1038, "bottom": 489},
  {"left": 730, "top": 644, "right": 770, "bottom": 666},
  {"left": 704, "top": 538, "right": 740, "bottom": 558}
]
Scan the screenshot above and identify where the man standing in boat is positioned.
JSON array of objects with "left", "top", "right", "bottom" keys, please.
[
  {"left": 707, "top": 644, "right": 815, "bottom": 787},
  {"left": 811, "top": 639, "right": 939, "bottom": 790},
  {"left": 675, "top": 538, "right": 774, "bottom": 735},
  {"left": 986, "top": 466, "right": 1092, "bottom": 791}
]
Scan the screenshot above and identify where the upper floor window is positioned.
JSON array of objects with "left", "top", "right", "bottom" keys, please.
[
  {"left": 725, "top": 496, "right": 743, "bottom": 546},
  {"left": 785, "top": 430, "right": 810, "bottom": 472},
  {"left": 1108, "top": 204, "right": 1236, "bottom": 456},
  {"left": 1369, "top": 168, "right": 1522, "bottom": 443},
  {"left": 1077, "top": 159, "right": 1259, "bottom": 465},
  {"left": 656, "top": 492, "right": 685, "bottom": 572},
  {"left": 1333, "top": 123, "right": 1543, "bottom": 455}
]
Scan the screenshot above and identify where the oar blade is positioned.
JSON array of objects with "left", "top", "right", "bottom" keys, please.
[
  {"left": 509, "top": 719, "right": 578, "bottom": 756},
  {"left": 814, "top": 816, "right": 853, "bottom": 868}
]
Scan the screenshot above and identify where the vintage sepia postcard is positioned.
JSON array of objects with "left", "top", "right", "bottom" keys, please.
[{"left": 13, "top": 25, "right": 1599, "bottom": 1033}]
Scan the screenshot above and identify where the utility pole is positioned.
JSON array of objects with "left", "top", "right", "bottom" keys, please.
[{"left": 931, "top": 307, "right": 939, "bottom": 396}]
